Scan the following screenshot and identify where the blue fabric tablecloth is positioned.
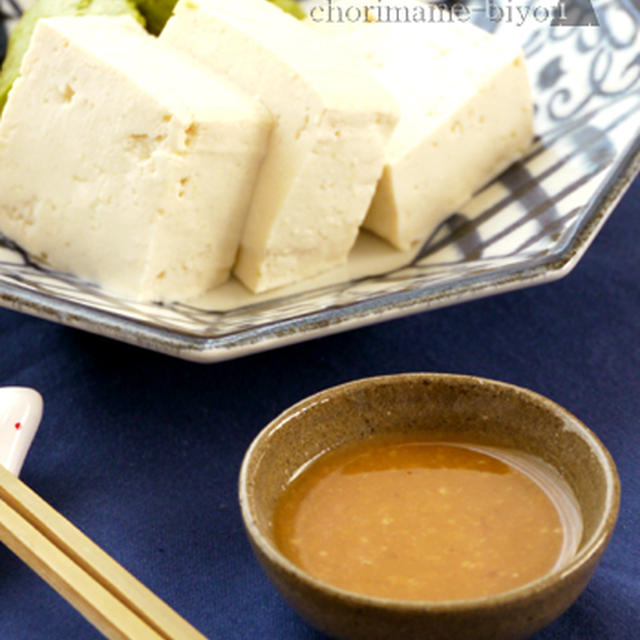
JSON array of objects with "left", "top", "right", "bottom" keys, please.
[{"left": 0, "top": 176, "right": 638, "bottom": 639}]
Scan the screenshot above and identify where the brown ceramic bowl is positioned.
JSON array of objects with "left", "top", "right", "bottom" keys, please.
[{"left": 239, "top": 374, "right": 620, "bottom": 640}]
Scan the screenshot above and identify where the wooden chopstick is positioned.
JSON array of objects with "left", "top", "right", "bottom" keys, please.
[
  {"left": 0, "top": 464, "right": 208, "bottom": 640},
  {"left": 0, "top": 496, "right": 165, "bottom": 640}
]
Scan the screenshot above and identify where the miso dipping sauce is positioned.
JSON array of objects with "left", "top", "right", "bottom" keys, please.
[{"left": 272, "top": 437, "right": 581, "bottom": 601}]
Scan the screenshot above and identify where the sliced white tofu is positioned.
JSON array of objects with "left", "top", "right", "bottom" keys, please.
[
  {"left": 162, "top": 0, "right": 399, "bottom": 293},
  {"left": 307, "top": 1, "right": 534, "bottom": 250},
  {"left": 0, "top": 16, "right": 272, "bottom": 301}
]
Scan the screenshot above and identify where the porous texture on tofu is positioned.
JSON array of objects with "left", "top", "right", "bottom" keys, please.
[
  {"left": 162, "top": 0, "right": 399, "bottom": 293},
  {"left": 0, "top": 16, "right": 272, "bottom": 301},
  {"left": 307, "top": 0, "right": 534, "bottom": 250}
]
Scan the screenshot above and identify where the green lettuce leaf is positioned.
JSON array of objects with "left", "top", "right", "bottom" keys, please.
[{"left": 135, "top": 0, "right": 177, "bottom": 35}]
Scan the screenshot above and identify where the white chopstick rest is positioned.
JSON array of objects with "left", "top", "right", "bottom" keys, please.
[{"left": 0, "top": 387, "right": 43, "bottom": 476}]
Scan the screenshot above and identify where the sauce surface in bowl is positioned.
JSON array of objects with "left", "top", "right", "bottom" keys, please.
[{"left": 273, "top": 438, "right": 580, "bottom": 601}]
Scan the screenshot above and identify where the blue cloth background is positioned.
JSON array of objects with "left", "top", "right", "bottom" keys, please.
[{"left": 0, "top": 177, "right": 638, "bottom": 639}]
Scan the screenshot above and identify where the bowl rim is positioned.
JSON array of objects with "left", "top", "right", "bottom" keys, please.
[{"left": 239, "top": 372, "right": 620, "bottom": 612}]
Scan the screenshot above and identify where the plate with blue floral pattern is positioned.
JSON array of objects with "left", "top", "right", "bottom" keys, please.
[{"left": 0, "top": 0, "right": 639, "bottom": 362}]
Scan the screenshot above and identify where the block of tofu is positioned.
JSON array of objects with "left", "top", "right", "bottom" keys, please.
[
  {"left": 0, "top": 16, "right": 272, "bottom": 301},
  {"left": 162, "top": 0, "right": 399, "bottom": 293},
  {"left": 307, "top": 0, "right": 534, "bottom": 250}
]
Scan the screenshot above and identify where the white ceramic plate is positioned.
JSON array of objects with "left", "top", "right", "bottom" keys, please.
[{"left": 0, "top": 0, "right": 639, "bottom": 362}]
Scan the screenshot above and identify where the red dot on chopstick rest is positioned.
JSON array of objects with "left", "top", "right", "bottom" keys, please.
[{"left": 14, "top": 422, "right": 21, "bottom": 430}]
